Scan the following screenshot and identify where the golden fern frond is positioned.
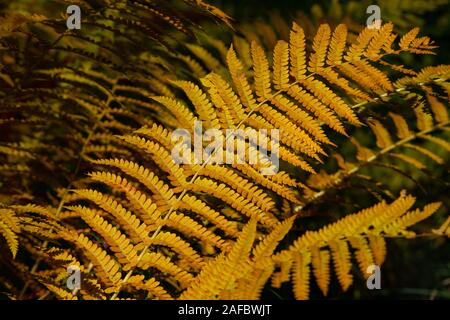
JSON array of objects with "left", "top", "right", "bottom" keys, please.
[
  {"left": 233, "top": 217, "right": 296, "bottom": 299},
  {"left": 137, "top": 252, "right": 195, "bottom": 289},
  {"left": 173, "top": 80, "right": 220, "bottom": 129},
  {"left": 185, "top": 44, "right": 222, "bottom": 72},
  {"left": 179, "top": 194, "right": 239, "bottom": 237},
  {"left": 251, "top": 42, "right": 273, "bottom": 101},
  {"left": 72, "top": 189, "right": 151, "bottom": 245},
  {"left": 125, "top": 275, "right": 173, "bottom": 300},
  {"left": 272, "top": 194, "right": 441, "bottom": 299},
  {"left": 253, "top": 216, "right": 296, "bottom": 261},
  {"left": 67, "top": 206, "right": 140, "bottom": 271},
  {"left": 226, "top": 46, "right": 257, "bottom": 110},
  {"left": 73, "top": 233, "right": 122, "bottom": 287},
  {"left": 41, "top": 282, "right": 78, "bottom": 300},
  {"left": 164, "top": 212, "right": 226, "bottom": 249},
  {"left": 273, "top": 40, "right": 290, "bottom": 90},
  {"left": 165, "top": 22, "right": 441, "bottom": 182},
  {"left": 151, "top": 231, "right": 205, "bottom": 270},
  {"left": 304, "top": 84, "right": 449, "bottom": 203},
  {"left": 327, "top": 24, "right": 347, "bottom": 66},
  {"left": 329, "top": 240, "right": 353, "bottom": 291},
  {"left": 308, "top": 24, "right": 331, "bottom": 72},
  {"left": 119, "top": 135, "right": 187, "bottom": 188},
  {"left": 91, "top": 158, "right": 177, "bottom": 209},
  {"left": 189, "top": 177, "right": 278, "bottom": 227},
  {"left": 291, "top": 251, "right": 311, "bottom": 300},
  {"left": 87, "top": 171, "right": 162, "bottom": 227},
  {"left": 186, "top": 164, "right": 276, "bottom": 212},
  {"left": 0, "top": 208, "right": 21, "bottom": 258},
  {"left": 311, "top": 247, "right": 331, "bottom": 296},
  {"left": 179, "top": 219, "right": 257, "bottom": 299}
]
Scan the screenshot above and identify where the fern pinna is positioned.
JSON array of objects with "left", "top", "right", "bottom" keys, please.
[{"left": 0, "top": 1, "right": 449, "bottom": 300}]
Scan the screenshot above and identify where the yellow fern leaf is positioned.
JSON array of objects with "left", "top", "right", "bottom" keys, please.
[
  {"left": 88, "top": 171, "right": 162, "bottom": 226},
  {"left": 299, "top": 78, "right": 361, "bottom": 125},
  {"left": 165, "top": 212, "right": 226, "bottom": 249},
  {"left": 289, "top": 22, "right": 307, "bottom": 80},
  {"left": 311, "top": 247, "right": 331, "bottom": 296},
  {"left": 126, "top": 275, "right": 172, "bottom": 300},
  {"left": 190, "top": 178, "right": 278, "bottom": 227},
  {"left": 308, "top": 24, "right": 331, "bottom": 72},
  {"left": 185, "top": 44, "right": 221, "bottom": 71},
  {"left": 287, "top": 85, "right": 346, "bottom": 135},
  {"left": 74, "top": 233, "right": 122, "bottom": 287},
  {"left": 384, "top": 203, "right": 442, "bottom": 237},
  {"left": 399, "top": 28, "right": 420, "bottom": 50},
  {"left": 173, "top": 81, "right": 220, "bottom": 129},
  {"left": 152, "top": 231, "right": 205, "bottom": 270},
  {"left": 389, "top": 112, "right": 411, "bottom": 139},
  {"left": 329, "top": 240, "right": 353, "bottom": 291},
  {"left": 120, "top": 135, "right": 187, "bottom": 187},
  {"left": 348, "top": 236, "right": 374, "bottom": 278},
  {"left": 179, "top": 194, "right": 239, "bottom": 236},
  {"left": 326, "top": 24, "right": 347, "bottom": 66},
  {"left": 253, "top": 216, "right": 295, "bottom": 260},
  {"left": 273, "top": 40, "right": 290, "bottom": 90},
  {"left": 292, "top": 251, "right": 311, "bottom": 300},
  {"left": 368, "top": 235, "right": 387, "bottom": 266},
  {"left": 179, "top": 219, "right": 257, "bottom": 299},
  {"left": 91, "top": 158, "right": 177, "bottom": 210},
  {"left": 251, "top": 41, "right": 272, "bottom": 101},
  {"left": 344, "top": 27, "right": 377, "bottom": 62},
  {"left": 365, "top": 23, "right": 394, "bottom": 58},
  {"left": 68, "top": 205, "right": 139, "bottom": 271},
  {"left": 427, "top": 94, "right": 449, "bottom": 124},
  {"left": 368, "top": 119, "right": 393, "bottom": 149},
  {"left": 201, "top": 73, "right": 246, "bottom": 127},
  {"left": 0, "top": 209, "right": 20, "bottom": 257},
  {"left": 226, "top": 46, "right": 257, "bottom": 109},
  {"left": 138, "top": 251, "right": 194, "bottom": 288},
  {"left": 73, "top": 189, "right": 151, "bottom": 245}
]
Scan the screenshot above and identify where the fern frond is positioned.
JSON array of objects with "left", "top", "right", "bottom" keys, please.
[
  {"left": 289, "top": 22, "right": 307, "bottom": 80},
  {"left": 125, "top": 275, "right": 173, "bottom": 300},
  {"left": 179, "top": 219, "right": 257, "bottom": 299},
  {"left": 68, "top": 206, "right": 139, "bottom": 271},
  {"left": 73, "top": 189, "right": 151, "bottom": 245},
  {"left": 138, "top": 252, "right": 195, "bottom": 289},
  {"left": 311, "top": 247, "right": 331, "bottom": 296},
  {"left": 190, "top": 178, "right": 278, "bottom": 227},
  {"left": 273, "top": 194, "right": 441, "bottom": 299},
  {"left": 292, "top": 251, "right": 311, "bottom": 300},
  {"left": 73, "top": 233, "right": 122, "bottom": 287},
  {"left": 227, "top": 46, "right": 257, "bottom": 110},
  {"left": 309, "top": 24, "right": 331, "bottom": 72},
  {"left": 179, "top": 194, "right": 239, "bottom": 237},
  {"left": 273, "top": 41, "right": 290, "bottom": 90},
  {"left": 329, "top": 240, "right": 353, "bottom": 291},
  {"left": 0, "top": 209, "right": 21, "bottom": 258}
]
